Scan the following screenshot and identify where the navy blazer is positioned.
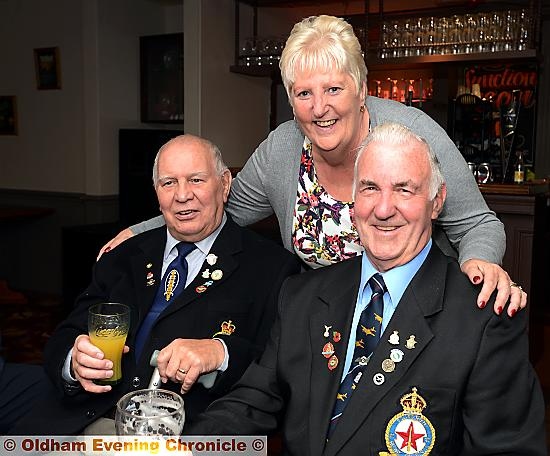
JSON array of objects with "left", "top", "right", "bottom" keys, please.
[
  {"left": 189, "top": 244, "right": 546, "bottom": 455},
  {"left": 12, "top": 216, "right": 300, "bottom": 435}
]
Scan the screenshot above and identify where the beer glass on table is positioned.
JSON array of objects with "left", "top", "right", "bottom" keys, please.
[{"left": 115, "top": 389, "right": 185, "bottom": 436}]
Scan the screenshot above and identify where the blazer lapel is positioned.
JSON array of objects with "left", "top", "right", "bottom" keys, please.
[
  {"left": 129, "top": 229, "right": 167, "bottom": 341},
  {"left": 159, "top": 217, "right": 242, "bottom": 319},
  {"left": 308, "top": 258, "right": 362, "bottom": 456},
  {"left": 325, "top": 246, "right": 448, "bottom": 456}
]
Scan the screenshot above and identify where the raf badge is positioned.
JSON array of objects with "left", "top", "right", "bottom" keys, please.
[{"left": 384, "top": 387, "right": 435, "bottom": 455}]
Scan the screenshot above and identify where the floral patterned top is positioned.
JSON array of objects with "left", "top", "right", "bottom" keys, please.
[{"left": 292, "top": 138, "right": 363, "bottom": 268}]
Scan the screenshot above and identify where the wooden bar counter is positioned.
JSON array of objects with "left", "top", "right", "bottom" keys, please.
[{"left": 478, "top": 181, "right": 549, "bottom": 362}]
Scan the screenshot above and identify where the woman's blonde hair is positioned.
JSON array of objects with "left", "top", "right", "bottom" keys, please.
[{"left": 280, "top": 15, "right": 368, "bottom": 103}]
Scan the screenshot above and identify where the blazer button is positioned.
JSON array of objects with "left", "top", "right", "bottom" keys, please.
[
  {"left": 132, "top": 376, "right": 141, "bottom": 388},
  {"left": 86, "top": 409, "right": 96, "bottom": 419}
]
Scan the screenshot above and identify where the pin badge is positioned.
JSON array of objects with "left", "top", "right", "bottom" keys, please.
[
  {"left": 213, "top": 320, "right": 236, "bottom": 337},
  {"left": 196, "top": 285, "right": 207, "bottom": 293},
  {"left": 211, "top": 270, "right": 223, "bottom": 281},
  {"left": 323, "top": 325, "right": 332, "bottom": 338},
  {"left": 388, "top": 331, "right": 400, "bottom": 345},
  {"left": 147, "top": 279, "right": 155, "bottom": 286},
  {"left": 202, "top": 269, "right": 211, "bottom": 279},
  {"left": 390, "top": 349, "right": 404, "bottom": 363},
  {"left": 406, "top": 335, "right": 417, "bottom": 349},
  {"left": 146, "top": 272, "right": 154, "bottom": 280},
  {"left": 353, "top": 371, "right": 363, "bottom": 384},
  {"left": 373, "top": 373, "right": 385, "bottom": 385},
  {"left": 328, "top": 355, "right": 338, "bottom": 370},
  {"left": 206, "top": 254, "right": 218, "bottom": 266},
  {"left": 356, "top": 355, "right": 371, "bottom": 366},
  {"left": 382, "top": 359, "right": 395, "bottom": 373},
  {"left": 333, "top": 331, "right": 341, "bottom": 342},
  {"left": 146, "top": 263, "right": 153, "bottom": 269},
  {"left": 322, "top": 342, "right": 335, "bottom": 358}
]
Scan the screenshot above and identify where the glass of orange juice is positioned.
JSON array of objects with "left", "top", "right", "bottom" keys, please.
[{"left": 88, "top": 302, "right": 130, "bottom": 385}]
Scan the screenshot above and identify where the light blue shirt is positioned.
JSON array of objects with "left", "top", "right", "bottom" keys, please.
[
  {"left": 162, "top": 212, "right": 227, "bottom": 284},
  {"left": 340, "top": 239, "right": 432, "bottom": 381}
]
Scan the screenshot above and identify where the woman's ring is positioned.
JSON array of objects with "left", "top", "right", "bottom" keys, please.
[
  {"left": 510, "top": 281, "right": 522, "bottom": 291},
  {"left": 177, "top": 368, "right": 187, "bottom": 375}
]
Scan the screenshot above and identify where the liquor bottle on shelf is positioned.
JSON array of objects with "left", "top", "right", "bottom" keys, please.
[{"left": 513, "top": 150, "right": 525, "bottom": 184}]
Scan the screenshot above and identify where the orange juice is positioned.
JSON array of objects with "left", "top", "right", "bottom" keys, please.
[{"left": 89, "top": 330, "right": 128, "bottom": 385}]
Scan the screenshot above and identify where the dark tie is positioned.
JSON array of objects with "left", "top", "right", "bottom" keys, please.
[
  {"left": 327, "top": 273, "right": 386, "bottom": 439},
  {"left": 134, "top": 242, "right": 196, "bottom": 359}
]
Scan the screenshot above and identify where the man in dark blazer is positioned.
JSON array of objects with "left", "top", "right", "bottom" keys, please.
[
  {"left": 187, "top": 123, "right": 546, "bottom": 455},
  {"left": 10, "top": 134, "right": 299, "bottom": 435}
]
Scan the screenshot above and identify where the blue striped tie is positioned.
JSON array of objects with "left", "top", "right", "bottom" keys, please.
[
  {"left": 327, "top": 273, "right": 386, "bottom": 438},
  {"left": 134, "top": 242, "right": 196, "bottom": 359}
]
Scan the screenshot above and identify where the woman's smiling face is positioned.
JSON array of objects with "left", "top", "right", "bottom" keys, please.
[{"left": 290, "top": 69, "right": 366, "bottom": 158}]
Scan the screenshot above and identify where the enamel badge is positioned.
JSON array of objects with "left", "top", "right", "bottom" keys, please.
[
  {"left": 206, "top": 253, "right": 218, "bottom": 266},
  {"left": 211, "top": 269, "right": 223, "bottom": 281},
  {"left": 146, "top": 267, "right": 155, "bottom": 286},
  {"left": 328, "top": 355, "right": 338, "bottom": 370},
  {"left": 212, "top": 320, "right": 236, "bottom": 337},
  {"left": 164, "top": 269, "right": 180, "bottom": 301},
  {"left": 384, "top": 387, "right": 435, "bottom": 455},
  {"left": 322, "top": 342, "right": 335, "bottom": 358}
]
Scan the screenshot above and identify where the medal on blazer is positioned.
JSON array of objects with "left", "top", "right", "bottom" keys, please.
[
  {"left": 322, "top": 325, "right": 341, "bottom": 371},
  {"left": 145, "top": 264, "right": 155, "bottom": 286},
  {"left": 384, "top": 387, "right": 435, "bottom": 455},
  {"left": 196, "top": 259, "right": 223, "bottom": 294}
]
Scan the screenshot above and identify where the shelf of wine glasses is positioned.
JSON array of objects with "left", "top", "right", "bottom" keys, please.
[
  {"left": 370, "top": 49, "right": 538, "bottom": 66},
  {"left": 230, "top": 48, "right": 538, "bottom": 77}
]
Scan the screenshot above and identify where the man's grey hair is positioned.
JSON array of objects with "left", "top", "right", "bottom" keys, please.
[
  {"left": 152, "top": 135, "right": 228, "bottom": 186},
  {"left": 353, "top": 122, "right": 445, "bottom": 200}
]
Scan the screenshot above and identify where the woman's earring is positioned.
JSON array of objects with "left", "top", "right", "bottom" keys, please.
[{"left": 360, "top": 105, "right": 365, "bottom": 113}]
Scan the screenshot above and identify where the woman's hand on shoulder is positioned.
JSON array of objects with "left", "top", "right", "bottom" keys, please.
[
  {"left": 461, "top": 259, "right": 527, "bottom": 317},
  {"left": 96, "top": 227, "right": 134, "bottom": 261}
]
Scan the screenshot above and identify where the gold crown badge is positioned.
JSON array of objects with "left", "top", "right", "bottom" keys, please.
[
  {"left": 213, "top": 320, "right": 236, "bottom": 337},
  {"left": 399, "top": 387, "right": 427, "bottom": 414}
]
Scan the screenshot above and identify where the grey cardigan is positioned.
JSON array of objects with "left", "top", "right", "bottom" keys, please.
[{"left": 132, "top": 96, "right": 505, "bottom": 266}]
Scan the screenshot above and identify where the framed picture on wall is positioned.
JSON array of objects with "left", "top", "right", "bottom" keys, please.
[
  {"left": 34, "top": 47, "right": 62, "bottom": 90},
  {"left": 0, "top": 96, "right": 18, "bottom": 135},
  {"left": 140, "top": 33, "right": 184, "bottom": 124}
]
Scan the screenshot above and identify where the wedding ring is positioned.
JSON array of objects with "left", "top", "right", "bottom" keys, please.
[
  {"left": 510, "top": 281, "right": 519, "bottom": 288},
  {"left": 177, "top": 368, "right": 187, "bottom": 375}
]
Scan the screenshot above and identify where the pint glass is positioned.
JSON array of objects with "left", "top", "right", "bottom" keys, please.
[{"left": 88, "top": 302, "right": 130, "bottom": 385}]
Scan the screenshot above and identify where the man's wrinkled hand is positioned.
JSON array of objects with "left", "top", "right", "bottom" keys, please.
[{"left": 156, "top": 339, "right": 225, "bottom": 393}]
